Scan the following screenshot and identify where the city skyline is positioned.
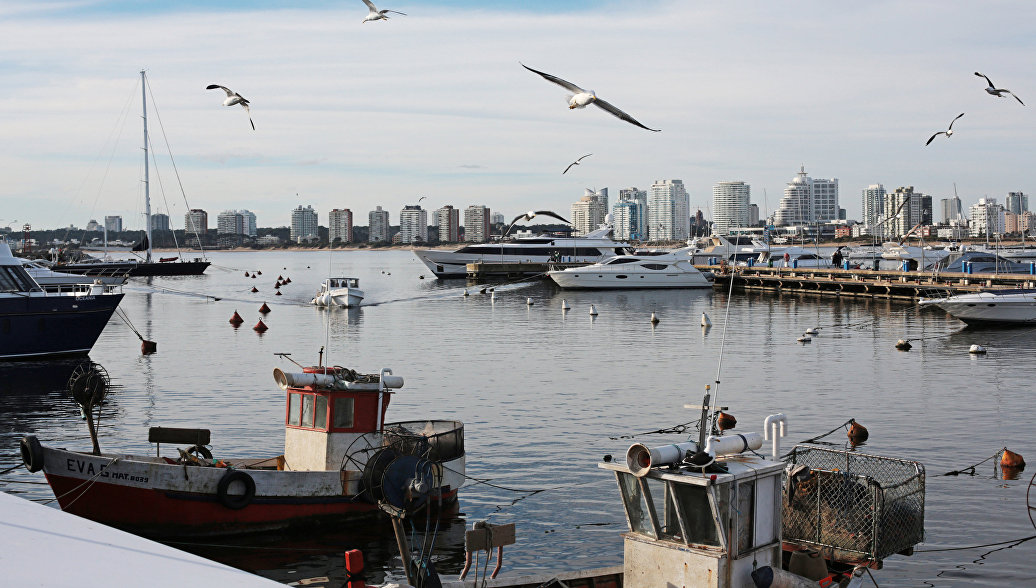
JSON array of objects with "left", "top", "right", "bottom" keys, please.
[{"left": 3, "top": 2, "right": 1036, "bottom": 230}]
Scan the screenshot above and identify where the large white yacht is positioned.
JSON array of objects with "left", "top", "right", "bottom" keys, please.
[
  {"left": 548, "top": 246, "right": 713, "bottom": 289},
  {"left": 414, "top": 226, "right": 633, "bottom": 278},
  {"left": 919, "top": 289, "right": 1036, "bottom": 325}
]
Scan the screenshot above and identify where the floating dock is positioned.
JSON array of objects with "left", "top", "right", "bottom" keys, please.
[{"left": 709, "top": 266, "right": 1036, "bottom": 300}]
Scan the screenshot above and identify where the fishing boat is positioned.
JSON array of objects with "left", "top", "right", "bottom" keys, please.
[
  {"left": 547, "top": 246, "right": 713, "bottom": 289},
  {"left": 919, "top": 288, "right": 1036, "bottom": 325},
  {"left": 22, "top": 359, "right": 465, "bottom": 537},
  {"left": 311, "top": 277, "right": 364, "bottom": 307}
]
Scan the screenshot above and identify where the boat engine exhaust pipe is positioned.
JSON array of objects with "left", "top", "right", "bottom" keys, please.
[
  {"left": 626, "top": 441, "right": 699, "bottom": 477},
  {"left": 703, "top": 432, "right": 763, "bottom": 459},
  {"left": 764, "top": 413, "right": 787, "bottom": 460},
  {"left": 273, "top": 368, "right": 405, "bottom": 391}
]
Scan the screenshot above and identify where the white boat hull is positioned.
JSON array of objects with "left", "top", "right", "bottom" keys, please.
[
  {"left": 311, "top": 289, "right": 364, "bottom": 307},
  {"left": 920, "top": 290, "right": 1036, "bottom": 324},
  {"left": 549, "top": 268, "right": 712, "bottom": 289}
]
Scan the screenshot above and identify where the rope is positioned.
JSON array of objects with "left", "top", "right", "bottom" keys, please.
[
  {"left": 113, "top": 308, "right": 145, "bottom": 341},
  {"left": 914, "top": 534, "right": 1036, "bottom": 553},
  {"left": 0, "top": 463, "right": 25, "bottom": 476},
  {"left": 42, "top": 457, "right": 120, "bottom": 507},
  {"left": 943, "top": 448, "right": 1005, "bottom": 476},
  {"left": 609, "top": 418, "right": 702, "bottom": 440},
  {"left": 440, "top": 463, "right": 594, "bottom": 495}
]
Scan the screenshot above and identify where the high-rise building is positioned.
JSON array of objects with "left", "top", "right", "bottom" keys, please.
[
  {"left": 240, "top": 210, "right": 257, "bottom": 237},
  {"left": 774, "top": 166, "right": 839, "bottom": 226},
  {"left": 290, "top": 205, "right": 318, "bottom": 243},
  {"left": 150, "top": 213, "right": 170, "bottom": 232},
  {"left": 434, "top": 205, "right": 459, "bottom": 243},
  {"left": 464, "top": 205, "right": 491, "bottom": 243},
  {"left": 491, "top": 212, "right": 505, "bottom": 226},
  {"left": 398, "top": 205, "right": 428, "bottom": 244},
  {"left": 749, "top": 203, "right": 760, "bottom": 226},
  {"left": 648, "top": 179, "right": 689, "bottom": 241},
  {"left": 184, "top": 209, "right": 208, "bottom": 234},
  {"left": 86, "top": 219, "right": 101, "bottom": 232},
  {"left": 883, "top": 187, "right": 923, "bottom": 238},
  {"left": 571, "top": 188, "right": 609, "bottom": 236},
  {"left": 969, "top": 198, "right": 1006, "bottom": 237},
  {"left": 613, "top": 187, "right": 647, "bottom": 240},
  {"left": 919, "top": 194, "right": 933, "bottom": 226},
  {"left": 940, "top": 197, "right": 963, "bottom": 225},
  {"left": 328, "top": 208, "right": 353, "bottom": 244},
  {"left": 862, "top": 184, "right": 886, "bottom": 230},
  {"left": 1007, "top": 192, "right": 1029, "bottom": 215},
  {"left": 712, "top": 181, "right": 750, "bottom": 236},
  {"left": 104, "top": 215, "right": 123, "bottom": 233},
  {"left": 217, "top": 210, "right": 245, "bottom": 235},
  {"left": 368, "top": 206, "right": 390, "bottom": 242}
]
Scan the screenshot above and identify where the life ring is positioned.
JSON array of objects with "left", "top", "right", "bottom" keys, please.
[
  {"left": 185, "top": 445, "right": 213, "bottom": 461},
  {"left": 20, "top": 435, "right": 44, "bottom": 473},
  {"left": 216, "top": 470, "right": 256, "bottom": 510}
]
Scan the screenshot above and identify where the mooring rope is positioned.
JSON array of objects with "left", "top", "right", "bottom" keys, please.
[{"left": 943, "top": 448, "right": 1006, "bottom": 476}]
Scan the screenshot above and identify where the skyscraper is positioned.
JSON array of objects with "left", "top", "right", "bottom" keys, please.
[
  {"left": 290, "top": 205, "right": 318, "bottom": 243},
  {"left": 570, "top": 188, "right": 608, "bottom": 236},
  {"left": 240, "top": 210, "right": 257, "bottom": 237},
  {"left": 712, "top": 181, "right": 750, "bottom": 236},
  {"left": 464, "top": 205, "right": 491, "bottom": 242},
  {"left": 104, "top": 215, "right": 123, "bottom": 233},
  {"left": 434, "top": 205, "right": 459, "bottom": 243},
  {"left": 184, "top": 209, "right": 208, "bottom": 234},
  {"left": 862, "top": 184, "right": 886, "bottom": 230},
  {"left": 150, "top": 213, "right": 170, "bottom": 232},
  {"left": 648, "top": 179, "right": 689, "bottom": 241},
  {"left": 328, "top": 208, "right": 353, "bottom": 244},
  {"left": 398, "top": 205, "right": 428, "bottom": 244},
  {"left": 882, "top": 187, "right": 922, "bottom": 238},
  {"left": 613, "top": 187, "right": 647, "bottom": 240},
  {"left": 940, "top": 196, "right": 963, "bottom": 224},
  {"left": 217, "top": 210, "right": 245, "bottom": 235},
  {"left": 368, "top": 206, "right": 390, "bottom": 242},
  {"left": 1007, "top": 192, "right": 1029, "bottom": 215},
  {"left": 969, "top": 198, "right": 1006, "bottom": 237},
  {"left": 774, "top": 166, "right": 839, "bottom": 226}
]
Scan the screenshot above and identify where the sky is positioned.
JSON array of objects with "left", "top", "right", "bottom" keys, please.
[{"left": 2, "top": 0, "right": 1036, "bottom": 232}]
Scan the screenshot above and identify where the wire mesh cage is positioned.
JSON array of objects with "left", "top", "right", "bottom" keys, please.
[
  {"left": 382, "top": 420, "right": 465, "bottom": 462},
  {"left": 782, "top": 445, "right": 925, "bottom": 564}
]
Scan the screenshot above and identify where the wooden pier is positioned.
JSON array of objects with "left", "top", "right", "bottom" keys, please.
[{"left": 708, "top": 266, "right": 1036, "bottom": 300}]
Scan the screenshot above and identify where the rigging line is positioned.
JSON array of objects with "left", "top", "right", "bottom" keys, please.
[
  {"left": 113, "top": 308, "right": 145, "bottom": 341},
  {"left": 144, "top": 76, "right": 206, "bottom": 259},
  {"left": 146, "top": 133, "right": 184, "bottom": 257},
  {"left": 709, "top": 265, "right": 738, "bottom": 425}
]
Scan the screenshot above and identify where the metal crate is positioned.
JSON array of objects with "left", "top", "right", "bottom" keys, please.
[{"left": 782, "top": 445, "right": 925, "bottom": 564}]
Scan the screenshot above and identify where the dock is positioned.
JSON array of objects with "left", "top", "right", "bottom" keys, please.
[
  {"left": 466, "top": 261, "right": 589, "bottom": 279},
  {"left": 708, "top": 266, "right": 1036, "bottom": 300}
]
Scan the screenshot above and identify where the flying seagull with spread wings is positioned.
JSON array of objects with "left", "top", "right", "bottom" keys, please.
[
  {"left": 563, "top": 153, "right": 593, "bottom": 174},
  {"left": 520, "top": 63, "right": 660, "bottom": 132},
  {"left": 503, "top": 210, "right": 571, "bottom": 237},
  {"left": 974, "top": 72, "right": 1024, "bottom": 105},
  {"left": 925, "top": 113, "right": 965, "bottom": 146},
  {"left": 362, "top": 0, "right": 406, "bottom": 22},
  {"left": 206, "top": 84, "right": 255, "bottom": 130}
]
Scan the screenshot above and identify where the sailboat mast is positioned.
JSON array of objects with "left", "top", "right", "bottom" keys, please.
[{"left": 141, "top": 69, "right": 153, "bottom": 263}]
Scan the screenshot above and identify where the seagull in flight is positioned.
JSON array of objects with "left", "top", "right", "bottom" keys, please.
[
  {"left": 503, "top": 210, "right": 571, "bottom": 237},
  {"left": 206, "top": 84, "right": 255, "bottom": 130},
  {"left": 562, "top": 153, "right": 592, "bottom": 174},
  {"left": 520, "top": 63, "right": 660, "bottom": 132},
  {"left": 362, "top": 0, "right": 406, "bottom": 23},
  {"left": 925, "top": 113, "right": 964, "bottom": 146},
  {"left": 974, "top": 72, "right": 1024, "bottom": 105}
]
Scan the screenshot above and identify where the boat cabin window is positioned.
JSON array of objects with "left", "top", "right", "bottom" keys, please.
[
  {"left": 287, "top": 391, "right": 330, "bottom": 431},
  {"left": 616, "top": 472, "right": 658, "bottom": 539},
  {"left": 0, "top": 266, "right": 39, "bottom": 292},
  {"left": 605, "top": 257, "right": 640, "bottom": 265},
  {"left": 616, "top": 471, "right": 725, "bottom": 549},
  {"left": 670, "top": 482, "right": 722, "bottom": 547},
  {"left": 640, "top": 263, "right": 668, "bottom": 271},
  {"left": 333, "top": 397, "right": 355, "bottom": 429}
]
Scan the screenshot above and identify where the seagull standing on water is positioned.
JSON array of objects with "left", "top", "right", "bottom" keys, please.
[
  {"left": 206, "top": 84, "right": 255, "bottom": 130},
  {"left": 925, "top": 113, "right": 965, "bottom": 146},
  {"left": 503, "top": 210, "right": 571, "bottom": 237},
  {"left": 562, "top": 153, "right": 592, "bottom": 174},
  {"left": 520, "top": 63, "right": 660, "bottom": 132},
  {"left": 362, "top": 0, "right": 406, "bottom": 22},
  {"left": 974, "top": 72, "right": 1024, "bottom": 105}
]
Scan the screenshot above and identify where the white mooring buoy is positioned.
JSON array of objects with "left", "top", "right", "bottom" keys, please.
[
  {"left": 561, "top": 299, "right": 570, "bottom": 311},
  {"left": 526, "top": 297, "right": 534, "bottom": 306},
  {"left": 590, "top": 304, "right": 598, "bottom": 316},
  {"left": 463, "top": 289, "right": 469, "bottom": 297},
  {"left": 701, "top": 312, "right": 712, "bottom": 327},
  {"left": 805, "top": 327, "right": 819, "bottom": 335},
  {"left": 796, "top": 335, "right": 811, "bottom": 343},
  {"left": 650, "top": 312, "right": 659, "bottom": 325},
  {"left": 969, "top": 344, "right": 986, "bottom": 354}
]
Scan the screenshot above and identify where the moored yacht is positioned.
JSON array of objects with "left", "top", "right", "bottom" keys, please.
[
  {"left": 548, "top": 246, "right": 713, "bottom": 289},
  {"left": 919, "top": 289, "right": 1036, "bottom": 325}
]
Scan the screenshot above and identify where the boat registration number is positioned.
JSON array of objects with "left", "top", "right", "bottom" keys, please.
[{"left": 66, "top": 458, "right": 149, "bottom": 484}]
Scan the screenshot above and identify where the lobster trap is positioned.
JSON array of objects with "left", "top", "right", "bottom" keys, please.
[{"left": 782, "top": 445, "right": 925, "bottom": 565}]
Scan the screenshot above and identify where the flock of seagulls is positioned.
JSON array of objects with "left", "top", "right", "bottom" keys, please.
[{"left": 925, "top": 72, "right": 1024, "bottom": 146}]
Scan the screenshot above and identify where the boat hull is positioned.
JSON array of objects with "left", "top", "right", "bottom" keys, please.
[
  {"left": 55, "top": 260, "right": 210, "bottom": 277},
  {"left": 0, "top": 293, "right": 124, "bottom": 359},
  {"left": 549, "top": 270, "right": 712, "bottom": 289},
  {"left": 921, "top": 290, "right": 1036, "bottom": 325}
]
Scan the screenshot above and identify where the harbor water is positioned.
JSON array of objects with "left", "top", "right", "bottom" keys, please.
[{"left": 1, "top": 249, "right": 1033, "bottom": 586}]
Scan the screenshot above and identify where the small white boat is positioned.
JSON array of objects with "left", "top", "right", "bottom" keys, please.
[
  {"left": 311, "top": 277, "right": 364, "bottom": 307},
  {"left": 547, "top": 246, "right": 713, "bottom": 289},
  {"left": 919, "top": 289, "right": 1036, "bottom": 325}
]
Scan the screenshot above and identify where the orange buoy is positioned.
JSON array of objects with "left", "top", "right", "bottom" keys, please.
[
  {"left": 259, "top": 302, "right": 271, "bottom": 314},
  {"left": 848, "top": 421, "right": 869, "bottom": 445},
  {"left": 1002, "top": 448, "right": 1025, "bottom": 469},
  {"left": 244, "top": 271, "right": 249, "bottom": 277},
  {"left": 284, "top": 277, "right": 291, "bottom": 284},
  {"left": 717, "top": 412, "right": 737, "bottom": 431},
  {"left": 251, "top": 286, "right": 259, "bottom": 293},
  {"left": 141, "top": 340, "right": 157, "bottom": 355},
  {"left": 277, "top": 275, "right": 284, "bottom": 281},
  {"left": 229, "top": 311, "right": 244, "bottom": 325},
  {"left": 253, "top": 319, "right": 268, "bottom": 333},
  {"left": 275, "top": 290, "right": 282, "bottom": 296},
  {"left": 256, "top": 270, "right": 262, "bottom": 275},
  {"left": 275, "top": 282, "right": 281, "bottom": 289}
]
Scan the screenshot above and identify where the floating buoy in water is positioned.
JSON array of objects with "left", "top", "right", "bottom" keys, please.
[
  {"left": 969, "top": 344, "right": 986, "bottom": 354},
  {"left": 275, "top": 282, "right": 281, "bottom": 289},
  {"left": 650, "top": 312, "right": 659, "bottom": 325},
  {"left": 463, "top": 289, "right": 469, "bottom": 297},
  {"left": 1002, "top": 448, "right": 1025, "bottom": 468},
  {"left": 717, "top": 412, "right": 736, "bottom": 431},
  {"left": 491, "top": 291, "right": 495, "bottom": 301},
  {"left": 285, "top": 277, "right": 291, "bottom": 284},
  {"left": 590, "top": 304, "right": 598, "bottom": 316},
  {"left": 419, "top": 275, "right": 425, "bottom": 279},
  {"left": 251, "top": 273, "right": 257, "bottom": 279},
  {"left": 848, "top": 421, "right": 869, "bottom": 445},
  {"left": 805, "top": 327, "right": 819, "bottom": 335},
  {"left": 526, "top": 297, "right": 534, "bottom": 306},
  {"left": 797, "top": 335, "right": 811, "bottom": 343},
  {"left": 253, "top": 319, "right": 268, "bottom": 333},
  {"left": 562, "top": 299, "right": 570, "bottom": 311},
  {"left": 278, "top": 275, "right": 283, "bottom": 281},
  {"left": 895, "top": 339, "right": 912, "bottom": 351},
  {"left": 259, "top": 302, "right": 271, "bottom": 314},
  {"left": 229, "top": 311, "right": 244, "bottom": 325},
  {"left": 140, "top": 340, "right": 157, "bottom": 355},
  {"left": 701, "top": 312, "right": 712, "bottom": 327},
  {"left": 479, "top": 287, "right": 487, "bottom": 294},
  {"left": 275, "top": 290, "right": 282, "bottom": 296},
  {"left": 256, "top": 270, "right": 262, "bottom": 275},
  {"left": 250, "top": 286, "right": 259, "bottom": 293},
  {"left": 244, "top": 271, "right": 249, "bottom": 277}
]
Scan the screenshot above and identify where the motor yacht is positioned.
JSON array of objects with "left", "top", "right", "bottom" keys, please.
[
  {"left": 548, "top": 246, "right": 713, "bottom": 289},
  {"left": 311, "top": 277, "right": 364, "bottom": 307},
  {"left": 919, "top": 289, "right": 1036, "bottom": 325}
]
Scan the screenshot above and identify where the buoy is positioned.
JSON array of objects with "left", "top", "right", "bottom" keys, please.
[
  {"left": 701, "top": 312, "right": 712, "bottom": 327},
  {"left": 419, "top": 275, "right": 425, "bottom": 279},
  {"left": 253, "top": 320, "right": 268, "bottom": 333},
  {"left": 479, "top": 287, "right": 487, "bottom": 294},
  {"left": 140, "top": 340, "right": 157, "bottom": 355},
  {"left": 250, "top": 286, "right": 259, "bottom": 293},
  {"left": 562, "top": 299, "right": 570, "bottom": 310},
  {"left": 895, "top": 339, "right": 912, "bottom": 351},
  {"left": 275, "top": 290, "right": 282, "bottom": 296},
  {"left": 969, "top": 344, "right": 986, "bottom": 354},
  {"left": 256, "top": 270, "right": 262, "bottom": 275},
  {"left": 386, "top": 272, "right": 390, "bottom": 275},
  {"left": 463, "top": 289, "right": 469, "bottom": 297},
  {"left": 243, "top": 271, "right": 249, "bottom": 277},
  {"left": 590, "top": 304, "right": 598, "bottom": 316},
  {"left": 275, "top": 282, "right": 281, "bottom": 289},
  {"left": 526, "top": 297, "right": 534, "bottom": 306},
  {"left": 277, "top": 275, "right": 283, "bottom": 281},
  {"left": 491, "top": 292, "right": 496, "bottom": 301},
  {"left": 650, "top": 312, "right": 659, "bottom": 325},
  {"left": 251, "top": 273, "right": 257, "bottom": 279},
  {"left": 259, "top": 302, "right": 271, "bottom": 314},
  {"left": 717, "top": 412, "right": 736, "bottom": 431},
  {"left": 797, "top": 335, "right": 811, "bottom": 343},
  {"left": 229, "top": 311, "right": 244, "bottom": 325},
  {"left": 805, "top": 327, "right": 819, "bottom": 335},
  {"left": 285, "top": 277, "right": 291, "bottom": 284},
  {"left": 1002, "top": 448, "right": 1025, "bottom": 468},
  {"left": 848, "top": 421, "right": 869, "bottom": 445}
]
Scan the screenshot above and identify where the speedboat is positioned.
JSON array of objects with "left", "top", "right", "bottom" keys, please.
[
  {"left": 311, "top": 277, "right": 364, "bottom": 307},
  {"left": 919, "top": 289, "right": 1036, "bottom": 324},
  {"left": 414, "top": 226, "right": 633, "bottom": 278},
  {"left": 0, "top": 242, "right": 124, "bottom": 360},
  {"left": 547, "top": 246, "right": 713, "bottom": 289}
]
